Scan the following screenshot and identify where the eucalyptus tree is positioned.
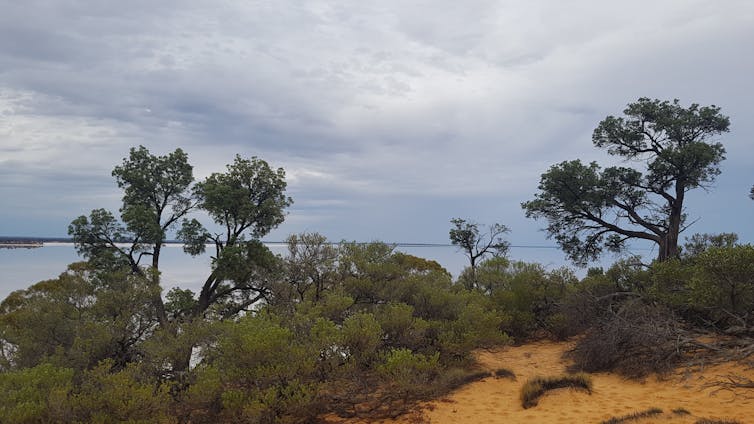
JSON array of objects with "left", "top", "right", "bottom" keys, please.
[
  {"left": 69, "top": 146, "right": 195, "bottom": 324},
  {"left": 523, "top": 98, "right": 730, "bottom": 265},
  {"left": 449, "top": 218, "right": 510, "bottom": 289},
  {"left": 178, "top": 155, "right": 293, "bottom": 318}
]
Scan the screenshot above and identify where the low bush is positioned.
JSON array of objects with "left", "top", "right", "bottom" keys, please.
[
  {"left": 519, "top": 373, "right": 592, "bottom": 409},
  {"left": 494, "top": 367, "right": 516, "bottom": 380},
  {"left": 567, "top": 299, "right": 686, "bottom": 378},
  {"left": 438, "top": 369, "right": 492, "bottom": 391},
  {"left": 601, "top": 407, "right": 663, "bottom": 424}
]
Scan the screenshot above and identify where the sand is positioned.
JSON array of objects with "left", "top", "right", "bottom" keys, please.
[{"left": 337, "top": 341, "right": 754, "bottom": 423}]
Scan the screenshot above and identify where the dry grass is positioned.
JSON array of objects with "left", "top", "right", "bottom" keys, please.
[
  {"left": 493, "top": 367, "right": 516, "bottom": 380},
  {"left": 519, "top": 373, "right": 593, "bottom": 409},
  {"left": 600, "top": 407, "right": 663, "bottom": 424}
]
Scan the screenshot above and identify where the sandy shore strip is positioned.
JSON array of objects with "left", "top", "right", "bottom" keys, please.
[{"left": 333, "top": 340, "right": 752, "bottom": 423}]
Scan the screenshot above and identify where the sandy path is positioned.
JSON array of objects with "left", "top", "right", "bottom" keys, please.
[{"left": 349, "top": 341, "right": 753, "bottom": 423}]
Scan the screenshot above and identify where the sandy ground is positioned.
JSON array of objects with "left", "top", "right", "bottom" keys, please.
[{"left": 338, "top": 341, "right": 754, "bottom": 423}]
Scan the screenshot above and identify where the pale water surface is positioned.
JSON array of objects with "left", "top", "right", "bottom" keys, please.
[{"left": 0, "top": 243, "right": 591, "bottom": 301}]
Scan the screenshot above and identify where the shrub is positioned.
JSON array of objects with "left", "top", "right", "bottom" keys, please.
[
  {"left": 494, "top": 368, "right": 516, "bottom": 380},
  {"left": 0, "top": 363, "right": 73, "bottom": 423},
  {"left": 601, "top": 407, "right": 663, "bottom": 424},
  {"left": 520, "top": 373, "right": 592, "bottom": 409},
  {"left": 71, "top": 360, "right": 173, "bottom": 423},
  {"left": 377, "top": 348, "right": 441, "bottom": 400},
  {"left": 438, "top": 369, "right": 492, "bottom": 391},
  {"left": 341, "top": 312, "right": 383, "bottom": 367},
  {"left": 689, "top": 245, "right": 754, "bottom": 328},
  {"left": 567, "top": 299, "right": 685, "bottom": 378}
]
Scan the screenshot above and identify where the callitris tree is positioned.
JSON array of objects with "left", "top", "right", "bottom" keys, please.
[{"left": 522, "top": 98, "right": 730, "bottom": 265}]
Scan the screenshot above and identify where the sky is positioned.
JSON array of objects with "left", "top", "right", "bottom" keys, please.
[{"left": 1, "top": 0, "right": 753, "bottom": 270}]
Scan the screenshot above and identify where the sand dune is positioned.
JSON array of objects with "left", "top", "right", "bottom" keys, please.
[{"left": 347, "top": 341, "right": 753, "bottom": 423}]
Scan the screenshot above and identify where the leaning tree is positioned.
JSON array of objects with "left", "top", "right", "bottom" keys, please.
[{"left": 522, "top": 98, "right": 729, "bottom": 265}]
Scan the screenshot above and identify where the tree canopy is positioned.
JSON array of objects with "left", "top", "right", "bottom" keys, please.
[
  {"left": 69, "top": 146, "right": 194, "bottom": 274},
  {"left": 449, "top": 218, "right": 509, "bottom": 289},
  {"left": 522, "top": 98, "right": 729, "bottom": 265}
]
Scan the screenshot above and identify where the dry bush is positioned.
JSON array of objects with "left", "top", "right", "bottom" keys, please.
[
  {"left": 567, "top": 299, "right": 689, "bottom": 378},
  {"left": 601, "top": 407, "right": 663, "bottom": 424},
  {"left": 325, "top": 368, "right": 492, "bottom": 420},
  {"left": 672, "top": 408, "right": 691, "bottom": 415},
  {"left": 493, "top": 368, "right": 516, "bottom": 380},
  {"left": 519, "top": 373, "right": 592, "bottom": 409}
]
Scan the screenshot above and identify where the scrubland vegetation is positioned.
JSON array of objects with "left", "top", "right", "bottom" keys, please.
[{"left": 2, "top": 98, "right": 753, "bottom": 422}]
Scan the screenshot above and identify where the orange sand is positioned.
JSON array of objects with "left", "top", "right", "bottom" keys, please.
[{"left": 338, "top": 341, "right": 754, "bottom": 423}]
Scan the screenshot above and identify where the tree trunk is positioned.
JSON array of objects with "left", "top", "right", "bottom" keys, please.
[
  {"left": 151, "top": 242, "right": 169, "bottom": 327},
  {"left": 658, "top": 185, "right": 685, "bottom": 262}
]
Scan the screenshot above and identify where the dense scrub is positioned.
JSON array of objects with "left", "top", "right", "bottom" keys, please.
[
  {"left": 2, "top": 233, "right": 753, "bottom": 422},
  {"left": 563, "top": 240, "right": 754, "bottom": 378},
  {"left": 0, "top": 239, "right": 512, "bottom": 423}
]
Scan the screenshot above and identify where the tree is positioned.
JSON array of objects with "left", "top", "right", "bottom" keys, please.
[
  {"left": 682, "top": 232, "right": 738, "bottom": 259},
  {"left": 449, "top": 218, "right": 509, "bottom": 288},
  {"left": 69, "top": 146, "right": 194, "bottom": 274},
  {"left": 522, "top": 98, "right": 729, "bottom": 265},
  {"left": 284, "top": 232, "right": 339, "bottom": 303},
  {"left": 68, "top": 146, "right": 195, "bottom": 324},
  {"left": 179, "top": 155, "right": 293, "bottom": 318}
]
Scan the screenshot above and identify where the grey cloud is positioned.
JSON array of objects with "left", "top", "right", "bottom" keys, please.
[{"left": 1, "top": 0, "right": 753, "bottom": 263}]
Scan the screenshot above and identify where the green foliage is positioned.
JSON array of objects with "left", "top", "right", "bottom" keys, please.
[
  {"left": 341, "top": 313, "right": 383, "bottom": 367},
  {"left": 375, "top": 303, "right": 428, "bottom": 351},
  {"left": 70, "top": 146, "right": 195, "bottom": 272},
  {"left": 683, "top": 233, "right": 739, "bottom": 259},
  {"left": 449, "top": 218, "right": 510, "bottom": 289},
  {"left": 0, "top": 363, "right": 73, "bottom": 423},
  {"left": 72, "top": 360, "right": 173, "bottom": 423},
  {"left": 284, "top": 232, "right": 339, "bottom": 303},
  {"left": 484, "top": 260, "right": 576, "bottom": 338},
  {"left": 0, "top": 265, "right": 158, "bottom": 371},
  {"left": 182, "top": 315, "right": 324, "bottom": 423},
  {"left": 377, "top": 348, "right": 441, "bottom": 399},
  {"left": 689, "top": 245, "right": 754, "bottom": 324},
  {"left": 524, "top": 98, "right": 730, "bottom": 264},
  {"left": 192, "top": 155, "right": 292, "bottom": 242}
]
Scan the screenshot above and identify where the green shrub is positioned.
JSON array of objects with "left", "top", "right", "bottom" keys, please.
[
  {"left": 690, "top": 245, "right": 754, "bottom": 327},
  {"left": 0, "top": 363, "right": 73, "bottom": 423},
  {"left": 377, "top": 348, "right": 441, "bottom": 399},
  {"left": 72, "top": 360, "right": 173, "bottom": 423},
  {"left": 342, "top": 312, "right": 383, "bottom": 367}
]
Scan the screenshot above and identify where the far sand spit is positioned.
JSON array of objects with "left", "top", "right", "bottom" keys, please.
[{"left": 330, "top": 341, "right": 752, "bottom": 423}]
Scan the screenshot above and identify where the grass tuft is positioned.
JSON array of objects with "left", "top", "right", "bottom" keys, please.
[
  {"left": 440, "top": 370, "right": 492, "bottom": 392},
  {"left": 493, "top": 368, "right": 516, "bottom": 380},
  {"left": 672, "top": 407, "right": 691, "bottom": 415},
  {"left": 519, "top": 373, "right": 592, "bottom": 409},
  {"left": 600, "top": 407, "right": 663, "bottom": 424}
]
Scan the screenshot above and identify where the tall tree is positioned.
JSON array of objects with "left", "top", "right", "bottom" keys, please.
[
  {"left": 522, "top": 98, "right": 729, "bottom": 265},
  {"left": 449, "top": 218, "right": 510, "bottom": 289},
  {"left": 179, "top": 155, "right": 293, "bottom": 318},
  {"left": 69, "top": 146, "right": 195, "bottom": 324}
]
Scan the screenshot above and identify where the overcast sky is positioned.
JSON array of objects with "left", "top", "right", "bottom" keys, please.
[{"left": 1, "top": 0, "right": 752, "bottom": 269}]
